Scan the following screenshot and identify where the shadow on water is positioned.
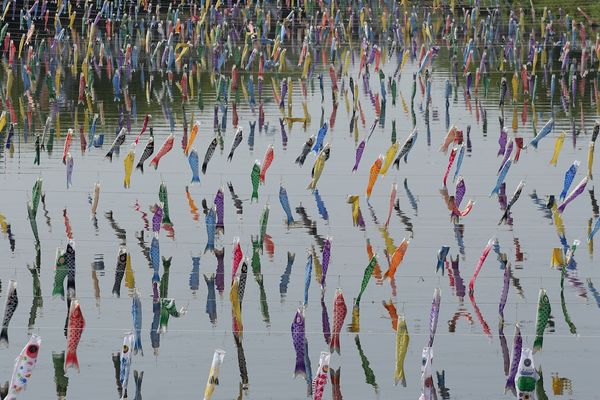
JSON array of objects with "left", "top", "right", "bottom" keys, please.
[
  {"left": 279, "top": 252, "right": 295, "bottom": 302},
  {"left": 105, "top": 210, "right": 127, "bottom": 245},
  {"left": 354, "top": 335, "right": 378, "bottom": 394},
  {"left": 295, "top": 204, "right": 326, "bottom": 250}
]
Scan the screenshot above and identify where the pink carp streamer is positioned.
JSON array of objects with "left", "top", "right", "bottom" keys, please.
[{"left": 469, "top": 238, "right": 495, "bottom": 294}]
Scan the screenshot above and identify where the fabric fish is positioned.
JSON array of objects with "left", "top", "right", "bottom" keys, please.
[
  {"left": 151, "top": 205, "right": 162, "bottom": 236},
  {"left": 498, "top": 127, "right": 507, "bottom": 157},
  {"left": 559, "top": 161, "right": 580, "bottom": 201},
  {"left": 106, "top": 127, "right": 126, "bottom": 161},
  {"left": 202, "top": 138, "right": 218, "bottom": 174},
  {"left": 62, "top": 129, "right": 73, "bottom": 164},
  {"left": 66, "top": 153, "right": 73, "bottom": 188},
  {"left": 296, "top": 136, "right": 315, "bottom": 166},
  {"left": 308, "top": 144, "right": 330, "bottom": 190},
  {"left": 491, "top": 159, "right": 511, "bottom": 196},
  {"left": 499, "top": 181, "right": 526, "bottom": 224},
  {"left": 133, "top": 114, "right": 151, "bottom": 146},
  {"left": 238, "top": 260, "right": 248, "bottom": 306},
  {"left": 149, "top": 236, "right": 160, "bottom": 285},
  {"left": 551, "top": 248, "right": 565, "bottom": 270},
  {"left": 52, "top": 248, "right": 68, "bottom": 299},
  {"left": 123, "top": 149, "right": 134, "bottom": 188},
  {"left": 436, "top": 246, "right": 450, "bottom": 274},
  {"left": 2, "top": 125, "right": 12, "bottom": 152},
  {"left": 312, "top": 123, "right": 328, "bottom": 153},
  {"left": 382, "top": 302, "right": 397, "bottom": 334},
  {"left": 124, "top": 256, "right": 134, "bottom": 291},
  {"left": 203, "top": 349, "right": 225, "bottom": 400},
  {"left": 383, "top": 239, "right": 409, "bottom": 280},
  {"left": 367, "top": 118, "right": 379, "bottom": 142},
  {"left": 380, "top": 141, "right": 399, "bottom": 176},
  {"left": 527, "top": 118, "right": 554, "bottom": 149},
  {"left": 533, "top": 289, "right": 551, "bottom": 353},
  {"left": 65, "top": 299, "right": 85, "bottom": 372},
  {"left": 391, "top": 312, "right": 409, "bottom": 386},
  {"left": 112, "top": 246, "right": 127, "bottom": 297},
  {"left": 0, "top": 280, "right": 18, "bottom": 348},
  {"left": 158, "top": 183, "right": 172, "bottom": 226},
  {"left": 420, "top": 346, "right": 435, "bottom": 400},
  {"left": 439, "top": 126, "right": 457, "bottom": 153},
  {"left": 505, "top": 324, "right": 522, "bottom": 395},
  {"left": 304, "top": 253, "right": 312, "bottom": 306},
  {"left": 231, "top": 238, "right": 242, "bottom": 279},
  {"left": 158, "top": 298, "right": 187, "bottom": 333},
  {"left": 394, "top": 128, "right": 418, "bottom": 168},
  {"left": 213, "top": 187, "right": 225, "bottom": 234},
  {"left": 442, "top": 147, "right": 457, "bottom": 187},
  {"left": 279, "top": 185, "right": 294, "bottom": 225},
  {"left": 149, "top": 133, "right": 174, "bottom": 170},
  {"left": 312, "top": 351, "right": 331, "bottom": 400},
  {"left": 497, "top": 140, "right": 513, "bottom": 175},
  {"left": 384, "top": 183, "right": 397, "bottom": 228},
  {"left": 356, "top": 256, "right": 377, "bottom": 305},
  {"left": 184, "top": 122, "right": 199, "bottom": 156},
  {"left": 34, "top": 136, "right": 40, "bottom": 165},
  {"left": 230, "top": 277, "right": 243, "bottom": 337},
  {"left": 131, "top": 290, "right": 143, "bottom": 356},
  {"left": 31, "top": 178, "right": 42, "bottom": 218},
  {"left": 205, "top": 207, "right": 216, "bottom": 253},
  {"left": 260, "top": 145, "right": 274, "bottom": 183},
  {"left": 557, "top": 177, "right": 588, "bottom": 214},
  {"left": 136, "top": 135, "right": 154, "bottom": 173},
  {"left": 588, "top": 141, "right": 595, "bottom": 179},
  {"left": 27, "top": 201, "right": 38, "bottom": 242},
  {"left": 589, "top": 217, "right": 600, "bottom": 242},
  {"left": 330, "top": 288, "right": 347, "bottom": 355},
  {"left": 119, "top": 332, "right": 134, "bottom": 400},
  {"left": 65, "top": 241, "right": 76, "bottom": 300},
  {"left": 516, "top": 348, "right": 539, "bottom": 398},
  {"left": 251, "top": 161, "right": 261, "bottom": 202},
  {"left": 321, "top": 238, "right": 331, "bottom": 289},
  {"left": 291, "top": 307, "right": 306, "bottom": 378},
  {"left": 347, "top": 195, "right": 363, "bottom": 227},
  {"left": 453, "top": 144, "right": 466, "bottom": 182},
  {"left": 550, "top": 131, "right": 566, "bottom": 166},
  {"left": 228, "top": 127, "right": 243, "bottom": 161},
  {"left": 188, "top": 148, "right": 200, "bottom": 183},
  {"left": 348, "top": 301, "right": 360, "bottom": 333},
  {"left": 321, "top": 292, "right": 331, "bottom": 346},
  {"left": 366, "top": 155, "right": 383, "bottom": 199},
  {"left": 312, "top": 247, "right": 323, "bottom": 286},
  {"left": 352, "top": 139, "right": 366, "bottom": 173},
  {"left": 91, "top": 182, "right": 100, "bottom": 216},
  {"left": 5, "top": 334, "right": 41, "bottom": 398},
  {"left": 469, "top": 238, "right": 495, "bottom": 294},
  {"left": 428, "top": 288, "right": 441, "bottom": 347}
]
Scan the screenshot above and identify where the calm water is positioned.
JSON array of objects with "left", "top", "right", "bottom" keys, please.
[{"left": 1, "top": 35, "right": 600, "bottom": 400}]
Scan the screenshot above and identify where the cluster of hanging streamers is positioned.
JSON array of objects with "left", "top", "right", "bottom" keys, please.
[{"left": 2, "top": 0, "right": 600, "bottom": 398}]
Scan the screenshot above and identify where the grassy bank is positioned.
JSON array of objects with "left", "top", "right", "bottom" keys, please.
[{"left": 506, "top": 1, "right": 600, "bottom": 24}]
